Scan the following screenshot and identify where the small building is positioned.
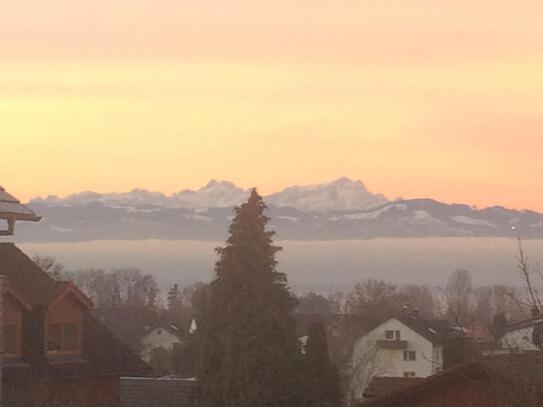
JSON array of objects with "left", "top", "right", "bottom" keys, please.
[
  {"left": 140, "top": 325, "right": 183, "bottom": 363},
  {"left": 500, "top": 314, "right": 543, "bottom": 351},
  {"left": 349, "top": 313, "right": 450, "bottom": 402},
  {"left": 359, "top": 351, "right": 543, "bottom": 407}
]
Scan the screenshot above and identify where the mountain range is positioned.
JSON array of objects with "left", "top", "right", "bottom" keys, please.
[{"left": 14, "top": 178, "right": 543, "bottom": 242}]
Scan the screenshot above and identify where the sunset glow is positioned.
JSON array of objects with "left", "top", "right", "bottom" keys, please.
[{"left": 3, "top": 0, "right": 543, "bottom": 210}]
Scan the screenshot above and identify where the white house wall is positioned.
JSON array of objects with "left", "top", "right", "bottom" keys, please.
[
  {"left": 501, "top": 327, "right": 539, "bottom": 351},
  {"left": 349, "top": 318, "right": 441, "bottom": 402},
  {"left": 140, "top": 328, "right": 182, "bottom": 362}
]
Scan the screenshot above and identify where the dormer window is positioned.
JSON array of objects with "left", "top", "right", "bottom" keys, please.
[
  {"left": 2, "top": 323, "right": 16, "bottom": 354},
  {"left": 45, "top": 282, "right": 93, "bottom": 356},
  {"left": 47, "top": 322, "right": 78, "bottom": 352},
  {"left": 1, "top": 283, "right": 31, "bottom": 357}
]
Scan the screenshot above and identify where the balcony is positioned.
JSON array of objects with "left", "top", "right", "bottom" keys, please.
[{"left": 377, "top": 340, "right": 408, "bottom": 350}]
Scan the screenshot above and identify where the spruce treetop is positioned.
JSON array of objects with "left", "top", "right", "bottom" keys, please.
[{"left": 215, "top": 188, "right": 286, "bottom": 286}]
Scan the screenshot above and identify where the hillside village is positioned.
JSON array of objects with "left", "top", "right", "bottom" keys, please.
[{"left": 2, "top": 185, "right": 543, "bottom": 406}]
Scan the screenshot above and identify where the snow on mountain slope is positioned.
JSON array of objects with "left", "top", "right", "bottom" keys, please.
[
  {"left": 453, "top": 216, "right": 498, "bottom": 228},
  {"left": 31, "top": 181, "right": 249, "bottom": 210},
  {"left": 266, "top": 178, "right": 388, "bottom": 212},
  {"left": 26, "top": 180, "right": 543, "bottom": 241},
  {"left": 32, "top": 189, "right": 169, "bottom": 208},
  {"left": 21, "top": 196, "right": 543, "bottom": 241},
  {"left": 30, "top": 178, "right": 387, "bottom": 212},
  {"left": 172, "top": 180, "right": 249, "bottom": 209}
]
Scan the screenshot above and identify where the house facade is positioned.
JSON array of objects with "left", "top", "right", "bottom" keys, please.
[
  {"left": 349, "top": 315, "right": 446, "bottom": 402},
  {"left": 140, "top": 326, "right": 183, "bottom": 363},
  {"left": 500, "top": 315, "right": 543, "bottom": 351},
  {"left": 0, "top": 243, "right": 150, "bottom": 406}
]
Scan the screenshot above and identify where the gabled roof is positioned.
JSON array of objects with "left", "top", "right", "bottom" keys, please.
[
  {"left": 0, "top": 243, "right": 59, "bottom": 306},
  {"left": 373, "top": 314, "right": 452, "bottom": 345},
  {"left": 0, "top": 186, "right": 41, "bottom": 222},
  {"left": 3, "top": 280, "right": 32, "bottom": 311},
  {"left": 0, "top": 242, "right": 150, "bottom": 378},
  {"left": 49, "top": 281, "right": 94, "bottom": 309},
  {"left": 143, "top": 325, "right": 183, "bottom": 340},
  {"left": 360, "top": 351, "right": 543, "bottom": 406},
  {"left": 504, "top": 315, "right": 543, "bottom": 333}
]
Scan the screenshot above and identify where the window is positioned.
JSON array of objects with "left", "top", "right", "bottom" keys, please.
[
  {"left": 63, "top": 323, "right": 77, "bottom": 351},
  {"left": 1, "top": 324, "right": 16, "bottom": 354},
  {"left": 384, "top": 330, "right": 401, "bottom": 340},
  {"left": 47, "top": 323, "right": 62, "bottom": 352},
  {"left": 403, "top": 350, "right": 416, "bottom": 361},
  {"left": 47, "top": 323, "right": 78, "bottom": 353},
  {"left": 403, "top": 372, "right": 416, "bottom": 378}
]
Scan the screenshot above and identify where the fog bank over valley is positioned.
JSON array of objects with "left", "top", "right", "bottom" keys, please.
[{"left": 15, "top": 238, "right": 543, "bottom": 294}]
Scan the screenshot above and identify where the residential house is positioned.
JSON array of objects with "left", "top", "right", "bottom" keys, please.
[
  {"left": 349, "top": 313, "right": 450, "bottom": 402},
  {"left": 500, "top": 312, "right": 543, "bottom": 351},
  {"left": 0, "top": 187, "right": 149, "bottom": 406},
  {"left": 0, "top": 243, "right": 150, "bottom": 406},
  {"left": 359, "top": 351, "right": 543, "bottom": 407},
  {"left": 140, "top": 325, "right": 183, "bottom": 363}
]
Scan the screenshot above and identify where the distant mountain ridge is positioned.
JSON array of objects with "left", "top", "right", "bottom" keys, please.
[
  {"left": 17, "top": 179, "right": 543, "bottom": 242},
  {"left": 30, "top": 178, "right": 387, "bottom": 213}
]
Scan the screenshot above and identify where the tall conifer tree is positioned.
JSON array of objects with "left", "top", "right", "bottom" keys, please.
[{"left": 199, "top": 189, "right": 302, "bottom": 407}]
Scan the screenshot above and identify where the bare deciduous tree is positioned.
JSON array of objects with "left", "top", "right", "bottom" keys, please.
[
  {"left": 515, "top": 238, "right": 542, "bottom": 312},
  {"left": 32, "top": 255, "right": 68, "bottom": 280},
  {"left": 347, "top": 340, "right": 392, "bottom": 406},
  {"left": 346, "top": 279, "right": 402, "bottom": 326},
  {"left": 442, "top": 269, "right": 474, "bottom": 326}
]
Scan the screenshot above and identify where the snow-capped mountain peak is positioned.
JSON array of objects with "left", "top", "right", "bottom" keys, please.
[
  {"left": 266, "top": 177, "right": 388, "bottom": 212},
  {"left": 30, "top": 178, "right": 388, "bottom": 212},
  {"left": 31, "top": 189, "right": 169, "bottom": 208},
  {"left": 172, "top": 180, "right": 250, "bottom": 209}
]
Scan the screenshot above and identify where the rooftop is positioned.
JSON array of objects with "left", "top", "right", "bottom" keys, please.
[{"left": 0, "top": 186, "right": 41, "bottom": 235}]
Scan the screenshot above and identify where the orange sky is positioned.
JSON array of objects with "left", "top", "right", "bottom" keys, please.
[{"left": 2, "top": 0, "right": 543, "bottom": 210}]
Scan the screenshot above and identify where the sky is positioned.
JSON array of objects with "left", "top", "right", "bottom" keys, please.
[{"left": 2, "top": 0, "right": 543, "bottom": 210}]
